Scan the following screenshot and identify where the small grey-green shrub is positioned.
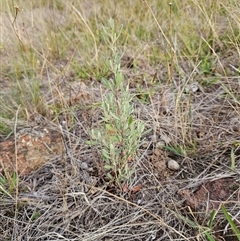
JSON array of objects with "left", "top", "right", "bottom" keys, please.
[{"left": 90, "top": 19, "right": 145, "bottom": 187}]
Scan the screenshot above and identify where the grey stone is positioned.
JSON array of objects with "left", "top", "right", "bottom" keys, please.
[
  {"left": 80, "top": 162, "right": 89, "bottom": 170},
  {"left": 167, "top": 159, "right": 180, "bottom": 171}
]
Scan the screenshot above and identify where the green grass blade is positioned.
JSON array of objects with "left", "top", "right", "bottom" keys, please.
[
  {"left": 230, "top": 148, "right": 235, "bottom": 171},
  {"left": 205, "top": 232, "right": 216, "bottom": 241},
  {"left": 208, "top": 209, "right": 217, "bottom": 229},
  {"left": 221, "top": 205, "right": 240, "bottom": 240}
]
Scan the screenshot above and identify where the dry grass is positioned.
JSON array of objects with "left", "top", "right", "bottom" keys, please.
[{"left": 0, "top": 0, "right": 240, "bottom": 240}]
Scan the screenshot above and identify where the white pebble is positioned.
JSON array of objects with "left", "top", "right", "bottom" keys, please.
[
  {"left": 185, "top": 82, "right": 199, "bottom": 93},
  {"left": 80, "top": 162, "right": 89, "bottom": 170},
  {"left": 167, "top": 159, "right": 180, "bottom": 171}
]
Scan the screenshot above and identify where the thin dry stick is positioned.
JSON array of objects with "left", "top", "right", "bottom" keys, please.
[
  {"left": 71, "top": 4, "right": 98, "bottom": 61},
  {"left": 143, "top": 0, "right": 173, "bottom": 51},
  {"left": 13, "top": 106, "right": 21, "bottom": 240},
  {"left": 11, "top": 4, "right": 26, "bottom": 51},
  {"left": 168, "top": 2, "right": 174, "bottom": 85}
]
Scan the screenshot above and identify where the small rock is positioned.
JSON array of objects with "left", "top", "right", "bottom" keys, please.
[
  {"left": 167, "top": 159, "right": 180, "bottom": 171},
  {"left": 80, "top": 162, "right": 89, "bottom": 170},
  {"left": 185, "top": 82, "right": 200, "bottom": 93}
]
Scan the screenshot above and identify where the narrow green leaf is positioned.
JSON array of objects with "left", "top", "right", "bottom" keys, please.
[
  {"left": 128, "top": 115, "right": 133, "bottom": 126},
  {"left": 102, "top": 149, "right": 110, "bottom": 160},
  {"left": 109, "top": 60, "right": 113, "bottom": 70},
  {"left": 102, "top": 78, "right": 111, "bottom": 89},
  {"left": 164, "top": 145, "right": 184, "bottom": 156},
  {"left": 221, "top": 205, "right": 240, "bottom": 240},
  {"left": 0, "top": 176, "right": 7, "bottom": 185},
  {"left": 104, "top": 165, "right": 113, "bottom": 170},
  {"left": 31, "top": 212, "right": 41, "bottom": 221},
  {"left": 138, "top": 122, "right": 145, "bottom": 133},
  {"left": 109, "top": 143, "right": 115, "bottom": 151},
  {"left": 107, "top": 172, "right": 114, "bottom": 180},
  {"left": 208, "top": 209, "right": 217, "bottom": 229},
  {"left": 0, "top": 185, "right": 12, "bottom": 197},
  {"left": 124, "top": 164, "right": 129, "bottom": 173},
  {"left": 115, "top": 72, "right": 122, "bottom": 88},
  {"left": 205, "top": 232, "right": 216, "bottom": 241},
  {"left": 85, "top": 140, "right": 98, "bottom": 145},
  {"left": 172, "top": 211, "right": 197, "bottom": 227},
  {"left": 103, "top": 102, "right": 110, "bottom": 112},
  {"left": 231, "top": 148, "right": 235, "bottom": 171},
  {"left": 109, "top": 111, "right": 120, "bottom": 120},
  {"left": 105, "top": 124, "right": 115, "bottom": 132}
]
